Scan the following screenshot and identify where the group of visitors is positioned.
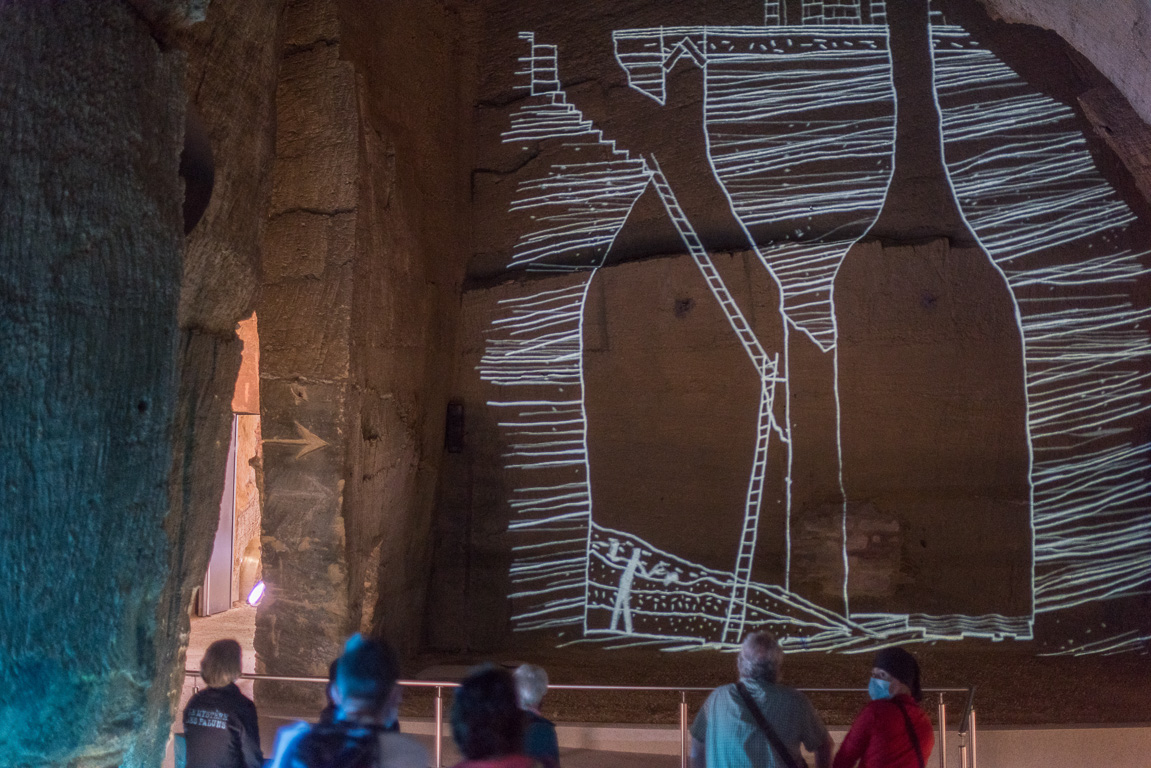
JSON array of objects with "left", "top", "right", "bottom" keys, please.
[
  {"left": 182, "top": 635, "right": 560, "bottom": 768},
  {"left": 182, "top": 629, "right": 932, "bottom": 768}
]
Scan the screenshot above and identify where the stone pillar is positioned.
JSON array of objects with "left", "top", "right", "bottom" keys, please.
[
  {"left": 256, "top": 0, "right": 358, "bottom": 704},
  {"left": 0, "top": 3, "right": 188, "bottom": 765},
  {"left": 155, "top": 0, "right": 283, "bottom": 753}
]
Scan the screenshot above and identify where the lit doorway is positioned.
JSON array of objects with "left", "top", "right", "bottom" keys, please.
[
  {"left": 169, "top": 314, "right": 264, "bottom": 768},
  {"left": 198, "top": 313, "right": 263, "bottom": 617}
]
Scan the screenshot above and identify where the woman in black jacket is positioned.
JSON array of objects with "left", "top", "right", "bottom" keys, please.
[{"left": 183, "top": 639, "right": 263, "bottom": 768}]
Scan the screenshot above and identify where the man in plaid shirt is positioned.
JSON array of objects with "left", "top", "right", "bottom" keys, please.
[{"left": 690, "top": 630, "right": 833, "bottom": 768}]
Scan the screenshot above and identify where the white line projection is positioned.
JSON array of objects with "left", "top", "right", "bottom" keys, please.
[
  {"left": 481, "top": 6, "right": 1151, "bottom": 654},
  {"left": 930, "top": 9, "right": 1151, "bottom": 654},
  {"left": 1037, "top": 630, "right": 1151, "bottom": 658}
]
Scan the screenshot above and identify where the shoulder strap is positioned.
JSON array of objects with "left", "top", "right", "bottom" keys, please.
[
  {"left": 891, "top": 699, "right": 925, "bottom": 768},
  {"left": 735, "top": 682, "right": 803, "bottom": 768}
]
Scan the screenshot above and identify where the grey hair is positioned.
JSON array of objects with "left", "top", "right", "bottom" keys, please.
[
  {"left": 513, "top": 664, "right": 549, "bottom": 709},
  {"left": 737, "top": 629, "right": 783, "bottom": 684}
]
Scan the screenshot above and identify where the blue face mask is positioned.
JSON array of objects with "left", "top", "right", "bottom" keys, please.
[{"left": 869, "top": 677, "right": 893, "bottom": 701}]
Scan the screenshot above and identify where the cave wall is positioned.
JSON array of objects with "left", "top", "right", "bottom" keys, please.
[
  {"left": 254, "top": 0, "right": 474, "bottom": 699},
  {"left": 1, "top": 0, "right": 284, "bottom": 762},
  {"left": 977, "top": 0, "right": 1151, "bottom": 126},
  {"left": 2, "top": 0, "right": 1150, "bottom": 761},
  {"left": 338, "top": 0, "right": 477, "bottom": 652},
  {"left": 162, "top": 0, "right": 284, "bottom": 738},
  {"left": 428, "top": 0, "right": 1151, "bottom": 656},
  {"left": 255, "top": 0, "right": 358, "bottom": 704}
]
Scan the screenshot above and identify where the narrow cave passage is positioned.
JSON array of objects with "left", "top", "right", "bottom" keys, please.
[{"left": 167, "top": 313, "right": 264, "bottom": 766}]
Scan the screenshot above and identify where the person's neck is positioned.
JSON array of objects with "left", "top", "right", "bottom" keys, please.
[{"left": 336, "top": 709, "right": 385, "bottom": 726}]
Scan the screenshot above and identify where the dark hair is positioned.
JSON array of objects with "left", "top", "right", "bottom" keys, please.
[
  {"left": 334, "top": 634, "right": 399, "bottom": 712},
  {"left": 874, "top": 647, "right": 923, "bottom": 702},
  {"left": 450, "top": 665, "right": 524, "bottom": 760}
]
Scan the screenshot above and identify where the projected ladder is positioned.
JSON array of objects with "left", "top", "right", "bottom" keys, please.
[{"left": 648, "top": 157, "right": 784, "bottom": 644}]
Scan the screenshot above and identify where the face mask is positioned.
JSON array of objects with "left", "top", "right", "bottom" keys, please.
[{"left": 869, "top": 677, "right": 893, "bottom": 701}]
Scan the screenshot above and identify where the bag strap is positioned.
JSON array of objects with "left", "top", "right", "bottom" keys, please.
[
  {"left": 735, "top": 682, "right": 803, "bottom": 768},
  {"left": 891, "top": 698, "right": 925, "bottom": 768}
]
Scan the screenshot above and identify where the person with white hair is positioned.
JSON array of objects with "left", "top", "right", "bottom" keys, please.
[
  {"left": 690, "top": 629, "right": 832, "bottom": 768},
  {"left": 514, "top": 664, "right": 560, "bottom": 768}
]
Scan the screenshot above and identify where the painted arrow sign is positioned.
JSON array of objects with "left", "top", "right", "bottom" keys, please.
[{"left": 263, "top": 421, "right": 329, "bottom": 459}]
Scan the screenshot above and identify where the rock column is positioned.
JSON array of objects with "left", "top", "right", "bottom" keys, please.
[
  {"left": 0, "top": 3, "right": 188, "bottom": 765},
  {"left": 255, "top": 0, "right": 358, "bottom": 704}
]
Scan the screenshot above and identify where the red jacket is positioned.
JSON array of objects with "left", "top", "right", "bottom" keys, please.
[{"left": 832, "top": 695, "right": 934, "bottom": 768}]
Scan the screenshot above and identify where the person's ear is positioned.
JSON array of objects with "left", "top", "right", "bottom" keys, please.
[{"left": 329, "top": 683, "right": 343, "bottom": 706}]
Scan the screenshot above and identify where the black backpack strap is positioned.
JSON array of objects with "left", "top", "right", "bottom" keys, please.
[
  {"left": 891, "top": 699, "right": 925, "bottom": 768},
  {"left": 735, "top": 682, "right": 803, "bottom": 768}
]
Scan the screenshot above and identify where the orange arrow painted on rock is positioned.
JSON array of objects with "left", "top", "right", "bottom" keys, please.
[{"left": 263, "top": 421, "right": 329, "bottom": 459}]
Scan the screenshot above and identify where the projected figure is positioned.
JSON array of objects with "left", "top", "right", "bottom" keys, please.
[
  {"left": 485, "top": 0, "right": 1151, "bottom": 654},
  {"left": 609, "top": 546, "right": 648, "bottom": 633}
]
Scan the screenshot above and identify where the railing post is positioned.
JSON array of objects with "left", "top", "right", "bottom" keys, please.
[
  {"left": 969, "top": 709, "right": 977, "bottom": 768},
  {"left": 434, "top": 685, "right": 444, "bottom": 768},
  {"left": 937, "top": 693, "right": 947, "bottom": 768},
  {"left": 679, "top": 690, "right": 689, "bottom": 768}
]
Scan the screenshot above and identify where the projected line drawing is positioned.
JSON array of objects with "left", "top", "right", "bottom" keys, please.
[
  {"left": 647, "top": 157, "right": 785, "bottom": 643},
  {"left": 612, "top": 19, "right": 898, "bottom": 634},
  {"left": 484, "top": 33, "right": 651, "bottom": 635},
  {"left": 614, "top": 24, "right": 895, "bottom": 350},
  {"left": 930, "top": 11, "right": 1151, "bottom": 619},
  {"left": 482, "top": 6, "right": 1151, "bottom": 653},
  {"left": 1038, "top": 631, "right": 1151, "bottom": 658},
  {"left": 486, "top": 23, "right": 901, "bottom": 650}
]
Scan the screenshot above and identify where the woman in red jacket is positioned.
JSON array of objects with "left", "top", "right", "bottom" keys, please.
[{"left": 832, "top": 648, "right": 934, "bottom": 768}]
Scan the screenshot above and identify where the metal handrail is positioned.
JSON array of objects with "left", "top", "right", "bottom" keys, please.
[{"left": 184, "top": 670, "right": 975, "bottom": 768}]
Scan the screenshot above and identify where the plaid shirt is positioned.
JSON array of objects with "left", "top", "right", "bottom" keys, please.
[{"left": 691, "top": 678, "right": 829, "bottom": 768}]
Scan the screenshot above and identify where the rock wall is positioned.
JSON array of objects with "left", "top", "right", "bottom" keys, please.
[
  {"left": 256, "top": 0, "right": 358, "bottom": 703},
  {"left": 255, "top": 0, "right": 473, "bottom": 699},
  {"left": 0, "top": 0, "right": 283, "bottom": 762},
  {"left": 338, "top": 0, "right": 476, "bottom": 652},
  {"left": 428, "top": 0, "right": 1151, "bottom": 656},
  {"left": 233, "top": 414, "right": 264, "bottom": 605},
  {"left": 2, "top": 0, "right": 1149, "bottom": 760},
  {"left": 976, "top": 0, "right": 1151, "bottom": 125},
  {"left": 0, "top": 3, "right": 188, "bottom": 765},
  {"left": 159, "top": 0, "right": 283, "bottom": 754}
]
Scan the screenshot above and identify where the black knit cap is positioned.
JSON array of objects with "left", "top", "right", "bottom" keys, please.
[{"left": 874, "top": 647, "right": 922, "bottom": 702}]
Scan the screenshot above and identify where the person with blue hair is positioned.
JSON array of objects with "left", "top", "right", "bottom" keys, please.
[{"left": 269, "top": 634, "right": 429, "bottom": 768}]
